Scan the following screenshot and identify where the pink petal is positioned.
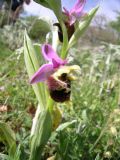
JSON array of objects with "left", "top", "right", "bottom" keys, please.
[
  {"left": 42, "top": 44, "right": 67, "bottom": 67},
  {"left": 52, "top": 58, "right": 67, "bottom": 68},
  {"left": 63, "top": 0, "right": 86, "bottom": 26},
  {"left": 30, "top": 63, "right": 54, "bottom": 84},
  {"left": 52, "top": 59, "right": 60, "bottom": 68},
  {"left": 70, "top": 0, "right": 86, "bottom": 17}
]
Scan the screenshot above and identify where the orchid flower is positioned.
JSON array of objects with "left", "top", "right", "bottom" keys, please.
[
  {"left": 63, "top": 0, "right": 86, "bottom": 26},
  {"left": 30, "top": 44, "right": 69, "bottom": 102},
  {"left": 54, "top": 0, "right": 86, "bottom": 42},
  {"left": 30, "top": 44, "right": 80, "bottom": 102}
]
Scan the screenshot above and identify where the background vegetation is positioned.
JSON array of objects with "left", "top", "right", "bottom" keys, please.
[{"left": 0, "top": 7, "right": 120, "bottom": 160}]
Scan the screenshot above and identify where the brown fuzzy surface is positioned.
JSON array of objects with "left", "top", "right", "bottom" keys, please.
[{"left": 47, "top": 73, "right": 71, "bottom": 102}]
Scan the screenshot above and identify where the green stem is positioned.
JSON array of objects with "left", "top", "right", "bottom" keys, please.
[{"left": 60, "top": 22, "right": 69, "bottom": 59}]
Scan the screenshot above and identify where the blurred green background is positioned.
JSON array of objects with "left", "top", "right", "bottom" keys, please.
[{"left": 1, "top": 1, "right": 120, "bottom": 160}]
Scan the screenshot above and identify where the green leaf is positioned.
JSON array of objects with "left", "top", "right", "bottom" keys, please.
[
  {"left": 34, "top": 0, "right": 50, "bottom": 9},
  {"left": 33, "top": 43, "right": 44, "bottom": 65},
  {"left": 34, "top": 0, "right": 62, "bottom": 22},
  {"left": 68, "top": 6, "right": 99, "bottom": 49},
  {"left": 24, "top": 31, "right": 46, "bottom": 109},
  {"left": 10, "top": 145, "right": 21, "bottom": 160},
  {"left": 56, "top": 120, "right": 77, "bottom": 132},
  {"left": 29, "top": 109, "right": 52, "bottom": 160},
  {"left": 0, "top": 122, "right": 16, "bottom": 156},
  {"left": 47, "top": 0, "right": 62, "bottom": 22},
  {"left": 61, "top": 22, "right": 69, "bottom": 59}
]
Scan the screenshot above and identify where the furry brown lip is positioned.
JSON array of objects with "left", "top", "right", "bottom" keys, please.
[{"left": 47, "top": 73, "right": 71, "bottom": 102}]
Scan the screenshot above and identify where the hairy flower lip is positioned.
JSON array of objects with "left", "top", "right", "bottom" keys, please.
[
  {"left": 46, "top": 65, "right": 81, "bottom": 102},
  {"left": 47, "top": 74, "right": 71, "bottom": 103}
]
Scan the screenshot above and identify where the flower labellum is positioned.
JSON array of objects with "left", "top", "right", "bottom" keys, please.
[
  {"left": 30, "top": 44, "right": 80, "bottom": 102},
  {"left": 47, "top": 72, "right": 71, "bottom": 102},
  {"left": 48, "top": 65, "right": 80, "bottom": 102}
]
